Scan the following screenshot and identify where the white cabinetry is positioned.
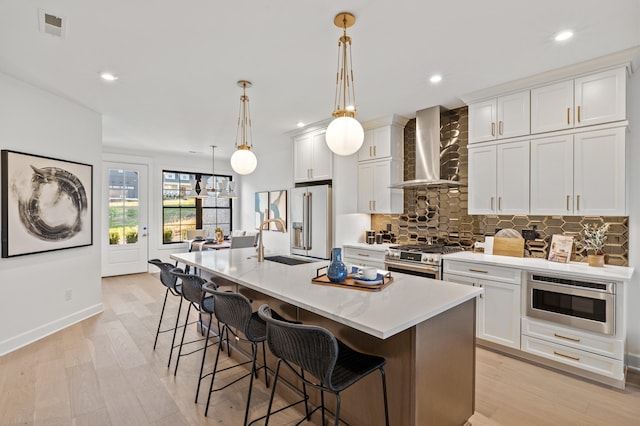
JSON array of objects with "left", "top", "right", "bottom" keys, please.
[
  {"left": 530, "top": 127, "right": 626, "bottom": 215},
  {"left": 293, "top": 129, "right": 332, "bottom": 182},
  {"left": 343, "top": 244, "right": 386, "bottom": 270},
  {"left": 358, "top": 125, "right": 401, "bottom": 161},
  {"left": 468, "top": 140, "right": 529, "bottom": 215},
  {"left": 443, "top": 260, "right": 521, "bottom": 349},
  {"left": 531, "top": 67, "right": 626, "bottom": 134},
  {"left": 357, "top": 159, "right": 403, "bottom": 213},
  {"left": 356, "top": 117, "right": 406, "bottom": 214},
  {"left": 469, "top": 91, "right": 530, "bottom": 144}
]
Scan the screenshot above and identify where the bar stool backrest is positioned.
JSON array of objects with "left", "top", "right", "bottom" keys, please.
[
  {"left": 258, "top": 304, "right": 338, "bottom": 390},
  {"left": 207, "top": 289, "right": 256, "bottom": 340},
  {"left": 170, "top": 268, "right": 207, "bottom": 304},
  {"left": 148, "top": 259, "right": 179, "bottom": 292}
]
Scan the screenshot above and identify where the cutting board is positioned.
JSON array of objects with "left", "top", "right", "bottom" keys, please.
[{"left": 492, "top": 237, "right": 525, "bottom": 257}]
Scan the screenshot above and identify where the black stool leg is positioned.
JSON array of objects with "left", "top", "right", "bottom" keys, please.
[
  {"left": 301, "top": 369, "right": 310, "bottom": 420},
  {"left": 380, "top": 367, "right": 389, "bottom": 426},
  {"left": 243, "top": 343, "right": 259, "bottom": 426},
  {"left": 173, "top": 304, "right": 192, "bottom": 375},
  {"left": 167, "top": 297, "right": 183, "bottom": 368},
  {"left": 205, "top": 324, "right": 226, "bottom": 417},
  {"left": 261, "top": 341, "right": 270, "bottom": 388},
  {"left": 320, "top": 390, "right": 326, "bottom": 425},
  {"left": 264, "top": 359, "right": 283, "bottom": 426},
  {"left": 153, "top": 287, "right": 169, "bottom": 350},
  {"left": 334, "top": 394, "right": 341, "bottom": 426},
  {"left": 195, "top": 313, "right": 214, "bottom": 402}
]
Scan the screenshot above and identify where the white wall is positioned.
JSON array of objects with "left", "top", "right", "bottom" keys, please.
[
  {"left": 0, "top": 72, "right": 103, "bottom": 355},
  {"left": 626, "top": 59, "right": 640, "bottom": 370}
]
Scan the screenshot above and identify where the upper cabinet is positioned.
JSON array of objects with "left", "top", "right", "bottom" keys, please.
[
  {"left": 356, "top": 115, "right": 407, "bottom": 214},
  {"left": 293, "top": 128, "right": 333, "bottom": 183},
  {"left": 358, "top": 125, "right": 402, "bottom": 161},
  {"left": 469, "top": 91, "right": 530, "bottom": 144},
  {"left": 531, "top": 67, "right": 626, "bottom": 134},
  {"left": 468, "top": 140, "right": 530, "bottom": 215},
  {"left": 530, "top": 127, "right": 626, "bottom": 216}
]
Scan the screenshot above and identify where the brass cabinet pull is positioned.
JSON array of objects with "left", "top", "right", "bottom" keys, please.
[
  {"left": 372, "top": 200, "right": 376, "bottom": 211},
  {"left": 373, "top": 145, "right": 377, "bottom": 157},
  {"left": 553, "top": 351, "right": 580, "bottom": 362},
  {"left": 499, "top": 121, "right": 503, "bottom": 135},
  {"left": 577, "top": 106, "right": 581, "bottom": 122},
  {"left": 490, "top": 197, "right": 494, "bottom": 211},
  {"left": 469, "top": 269, "right": 489, "bottom": 274},
  {"left": 554, "top": 333, "right": 581, "bottom": 343},
  {"left": 576, "top": 195, "right": 580, "bottom": 211},
  {"left": 567, "top": 107, "right": 570, "bottom": 125},
  {"left": 566, "top": 195, "right": 570, "bottom": 211},
  {"left": 479, "top": 283, "right": 483, "bottom": 298},
  {"left": 491, "top": 122, "right": 495, "bottom": 136},
  {"left": 369, "top": 146, "right": 373, "bottom": 157},
  {"left": 357, "top": 253, "right": 370, "bottom": 257},
  {"left": 369, "top": 200, "right": 372, "bottom": 211},
  {"left": 498, "top": 197, "right": 502, "bottom": 211}
]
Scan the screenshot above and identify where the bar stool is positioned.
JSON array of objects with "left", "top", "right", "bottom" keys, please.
[
  {"left": 169, "top": 268, "right": 222, "bottom": 385},
  {"left": 258, "top": 304, "right": 390, "bottom": 426},
  {"left": 148, "top": 259, "right": 184, "bottom": 367},
  {"left": 201, "top": 284, "right": 271, "bottom": 425}
]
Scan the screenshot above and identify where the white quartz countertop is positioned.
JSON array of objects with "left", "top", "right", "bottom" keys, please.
[
  {"left": 170, "top": 249, "right": 482, "bottom": 339},
  {"left": 442, "top": 251, "right": 635, "bottom": 282}
]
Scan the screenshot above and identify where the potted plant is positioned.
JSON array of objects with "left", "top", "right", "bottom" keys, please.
[{"left": 581, "top": 223, "right": 610, "bottom": 267}]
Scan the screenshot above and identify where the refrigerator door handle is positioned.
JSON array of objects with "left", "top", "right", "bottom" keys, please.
[{"left": 303, "top": 192, "right": 312, "bottom": 250}]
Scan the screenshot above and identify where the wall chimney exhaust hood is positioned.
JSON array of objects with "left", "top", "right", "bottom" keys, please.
[{"left": 390, "top": 105, "right": 463, "bottom": 188}]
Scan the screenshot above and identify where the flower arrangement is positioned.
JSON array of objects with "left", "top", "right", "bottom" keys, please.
[{"left": 581, "top": 223, "right": 610, "bottom": 255}]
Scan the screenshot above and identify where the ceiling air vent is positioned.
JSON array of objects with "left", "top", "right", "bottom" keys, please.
[{"left": 39, "top": 9, "right": 66, "bottom": 38}]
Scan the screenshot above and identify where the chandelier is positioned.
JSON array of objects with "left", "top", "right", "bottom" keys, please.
[
  {"left": 207, "top": 145, "right": 236, "bottom": 199},
  {"left": 325, "top": 12, "right": 364, "bottom": 156},
  {"left": 230, "top": 80, "right": 258, "bottom": 175}
]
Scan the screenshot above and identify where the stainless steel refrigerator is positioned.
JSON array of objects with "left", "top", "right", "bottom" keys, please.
[{"left": 290, "top": 184, "right": 332, "bottom": 259}]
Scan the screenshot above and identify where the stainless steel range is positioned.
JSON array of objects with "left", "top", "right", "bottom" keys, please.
[{"left": 385, "top": 244, "right": 464, "bottom": 279}]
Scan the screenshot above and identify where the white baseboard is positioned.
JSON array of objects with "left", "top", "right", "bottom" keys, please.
[{"left": 0, "top": 303, "right": 103, "bottom": 356}]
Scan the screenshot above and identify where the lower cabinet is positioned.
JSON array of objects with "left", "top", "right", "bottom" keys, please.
[
  {"left": 343, "top": 245, "right": 386, "bottom": 270},
  {"left": 443, "top": 262, "right": 521, "bottom": 349}
]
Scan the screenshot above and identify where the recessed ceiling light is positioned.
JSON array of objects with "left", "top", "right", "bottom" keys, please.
[
  {"left": 429, "top": 74, "right": 442, "bottom": 84},
  {"left": 554, "top": 30, "right": 574, "bottom": 42},
  {"left": 296, "top": 121, "right": 305, "bottom": 128},
  {"left": 99, "top": 72, "right": 119, "bottom": 81}
]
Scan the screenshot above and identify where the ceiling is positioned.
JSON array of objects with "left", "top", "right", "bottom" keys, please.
[{"left": 1, "top": 1, "right": 639, "bottom": 160}]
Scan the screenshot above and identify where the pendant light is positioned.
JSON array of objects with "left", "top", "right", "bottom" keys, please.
[
  {"left": 230, "top": 80, "right": 258, "bottom": 175},
  {"left": 325, "top": 12, "right": 364, "bottom": 156},
  {"left": 206, "top": 145, "right": 219, "bottom": 197},
  {"left": 206, "top": 145, "right": 237, "bottom": 199}
]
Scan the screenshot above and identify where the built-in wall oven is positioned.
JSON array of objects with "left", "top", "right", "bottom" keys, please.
[{"left": 526, "top": 273, "right": 615, "bottom": 335}]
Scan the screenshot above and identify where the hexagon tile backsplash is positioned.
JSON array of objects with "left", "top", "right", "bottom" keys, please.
[{"left": 371, "top": 107, "right": 629, "bottom": 266}]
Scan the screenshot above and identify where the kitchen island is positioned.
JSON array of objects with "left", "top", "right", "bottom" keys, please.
[{"left": 171, "top": 249, "right": 482, "bottom": 426}]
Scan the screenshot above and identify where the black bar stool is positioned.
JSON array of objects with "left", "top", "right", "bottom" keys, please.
[
  {"left": 202, "top": 284, "right": 271, "bottom": 425},
  {"left": 258, "top": 304, "right": 390, "bottom": 426},
  {"left": 148, "top": 259, "right": 185, "bottom": 367}
]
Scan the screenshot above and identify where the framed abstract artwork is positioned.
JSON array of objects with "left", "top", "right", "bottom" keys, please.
[
  {"left": 254, "top": 191, "right": 269, "bottom": 229},
  {"left": 268, "top": 190, "right": 287, "bottom": 231},
  {"left": 1, "top": 150, "right": 93, "bottom": 258}
]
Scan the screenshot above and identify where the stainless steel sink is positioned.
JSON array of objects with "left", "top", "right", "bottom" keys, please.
[{"left": 264, "top": 255, "right": 315, "bottom": 266}]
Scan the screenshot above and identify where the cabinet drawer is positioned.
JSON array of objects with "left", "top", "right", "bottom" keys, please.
[
  {"left": 521, "top": 335, "right": 624, "bottom": 380},
  {"left": 522, "top": 318, "right": 623, "bottom": 360},
  {"left": 443, "top": 260, "right": 521, "bottom": 284},
  {"left": 343, "top": 246, "right": 387, "bottom": 262}
]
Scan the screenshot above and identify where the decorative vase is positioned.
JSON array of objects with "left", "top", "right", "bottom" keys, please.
[
  {"left": 587, "top": 254, "right": 605, "bottom": 267},
  {"left": 327, "top": 248, "right": 348, "bottom": 282}
]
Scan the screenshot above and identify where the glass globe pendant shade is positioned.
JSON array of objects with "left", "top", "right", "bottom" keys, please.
[
  {"left": 325, "top": 116, "right": 364, "bottom": 156},
  {"left": 230, "top": 147, "right": 257, "bottom": 175}
]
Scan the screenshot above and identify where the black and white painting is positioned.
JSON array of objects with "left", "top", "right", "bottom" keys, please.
[{"left": 1, "top": 150, "right": 93, "bottom": 257}]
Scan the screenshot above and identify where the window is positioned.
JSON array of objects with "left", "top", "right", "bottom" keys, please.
[
  {"left": 108, "top": 168, "right": 140, "bottom": 245},
  {"left": 162, "top": 170, "right": 233, "bottom": 243}
]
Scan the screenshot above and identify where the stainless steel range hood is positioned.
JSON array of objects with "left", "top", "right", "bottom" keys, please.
[{"left": 390, "top": 105, "right": 463, "bottom": 188}]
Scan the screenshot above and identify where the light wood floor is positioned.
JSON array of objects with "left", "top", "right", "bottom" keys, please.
[{"left": 0, "top": 273, "right": 639, "bottom": 425}]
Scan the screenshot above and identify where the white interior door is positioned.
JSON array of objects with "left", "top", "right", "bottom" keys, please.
[{"left": 102, "top": 162, "right": 148, "bottom": 277}]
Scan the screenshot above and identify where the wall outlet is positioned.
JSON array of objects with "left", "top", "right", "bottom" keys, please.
[{"left": 65, "top": 288, "right": 72, "bottom": 301}]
